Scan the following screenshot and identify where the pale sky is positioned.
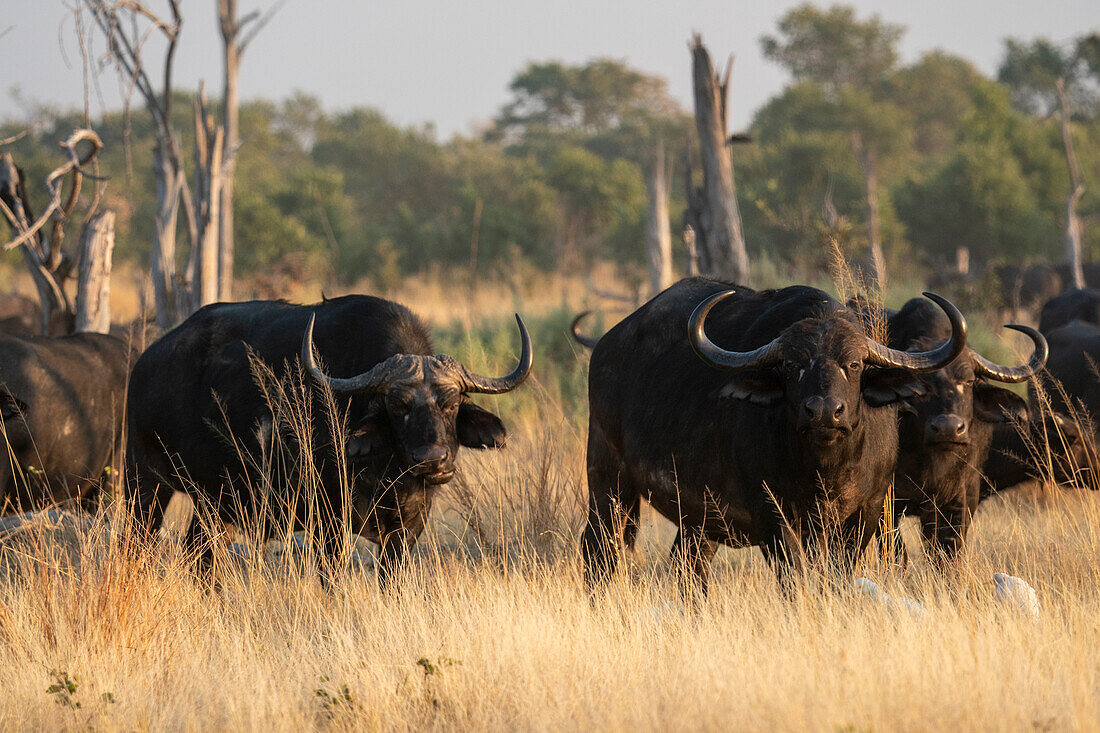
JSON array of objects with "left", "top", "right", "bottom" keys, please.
[{"left": 2, "top": 1, "right": 1097, "bottom": 137}]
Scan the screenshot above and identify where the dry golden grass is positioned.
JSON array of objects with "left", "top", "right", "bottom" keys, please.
[
  {"left": 1, "top": 407, "right": 1100, "bottom": 731},
  {"left": 1, "top": 265, "right": 1099, "bottom": 730}
]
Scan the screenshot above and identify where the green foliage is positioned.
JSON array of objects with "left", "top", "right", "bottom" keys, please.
[
  {"left": 1, "top": 11, "right": 1097, "bottom": 286},
  {"left": 433, "top": 309, "right": 591, "bottom": 426},
  {"left": 895, "top": 139, "right": 1058, "bottom": 264},
  {"left": 761, "top": 3, "right": 903, "bottom": 90}
]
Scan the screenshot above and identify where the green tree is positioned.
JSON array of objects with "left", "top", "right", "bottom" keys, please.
[{"left": 761, "top": 3, "right": 911, "bottom": 286}]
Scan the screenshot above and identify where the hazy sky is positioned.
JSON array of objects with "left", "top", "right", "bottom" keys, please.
[{"left": 3, "top": 1, "right": 1097, "bottom": 137}]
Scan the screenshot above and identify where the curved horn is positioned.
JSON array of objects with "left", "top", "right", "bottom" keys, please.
[
  {"left": 570, "top": 311, "right": 601, "bottom": 350},
  {"left": 865, "top": 292, "right": 968, "bottom": 372},
  {"left": 689, "top": 290, "right": 783, "bottom": 371},
  {"left": 972, "top": 325, "right": 1048, "bottom": 383},
  {"left": 459, "top": 314, "right": 533, "bottom": 394},
  {"left": 300, "top": 313, "right": 393, "bottom": 394}
]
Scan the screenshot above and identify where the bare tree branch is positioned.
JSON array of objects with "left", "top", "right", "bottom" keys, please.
[{"left": 1, "top": 129, "right": 104, "bottom": 252}]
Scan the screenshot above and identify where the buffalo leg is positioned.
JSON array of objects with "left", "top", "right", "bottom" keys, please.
[
  {"left": 374, "top": 511, "right": 426, "bottom": 590},
  {"left": 668, "top": 526, "right": 718, "bottom": 597},
  {"left": 760, "top": 526, "right": 806, "bottom": 592},
  {"left": 621, "top": 493, "right": 642, "bottom": 552},
  {"left": 581, "top": 430, "right": 637, "bottom": 588},
  {"left": 920, "top": 498, "right": 975, "bottom": 567}
]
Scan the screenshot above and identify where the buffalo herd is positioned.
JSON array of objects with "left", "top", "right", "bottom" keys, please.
[{"left": 0, "top": 275, "right": 1097, "bottom": 591}]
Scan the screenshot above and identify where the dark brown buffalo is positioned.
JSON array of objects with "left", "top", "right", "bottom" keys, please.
[
  {"left": 1039, "top": 289, "right": 1100, "bottom": 335},
  {"left": 0, "top": 332, "right": 130, "bottom": 512},
  {"left": 981, "top": 414, "right": 1094, "bottom": 498},
  {"left": 1035, "top": 319, "right": 1100, "bottom": 443},
  {"left": 127, "top": 295, "right": 531, "bottom": 584},
  {"left": 885, "top": 296, "right": 1047, "bottom": 562},
  {"left": 582, "top": 279, "right": 966, "bottom": 591}
]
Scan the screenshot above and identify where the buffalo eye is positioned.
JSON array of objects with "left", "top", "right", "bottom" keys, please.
[{"left": 847, "top": 360, "right": 862, "bottom": 372}]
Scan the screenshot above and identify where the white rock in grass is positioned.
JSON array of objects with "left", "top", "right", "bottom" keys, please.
[
  {"left": 643, "top": 599, "right": 686, "bottom": 625},
  {"left": 853, "top": 577, "right": 927, "bottom": 619},
  {"left": 888, "top": 594, "right": 928, "bottom": 620},
  {"left": 993, "top": 573, "right": 1040, "bottom": 617},
  {"left": 853, "top": 577, "right": 885, "bottom": 601}
]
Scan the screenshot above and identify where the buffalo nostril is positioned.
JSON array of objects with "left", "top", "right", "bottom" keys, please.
[
  {"left": 831, "top": 401, "right": 845, "bottom": 420},
  {"left": 411, "top": 446, "right": 447, "bottom": 465},
  {"left": 955, "top": 421, "right": 967, "bottom": 435},
  {"left": 802, "top": 396, "right": 824, "bottom": 420}
]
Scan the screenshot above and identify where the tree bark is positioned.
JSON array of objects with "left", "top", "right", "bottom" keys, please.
[
  {"left": 151, "top": 142, "right": 181, "bottom": 329},
  {"left": 218, "top": 0, "right": 240, "bottom": 303},
  {"left": 190, "top": 88, "right": 225, "bottom": 311},
  {"left": 1057, "top": 77, "right": 1085, "bottom": 289},
  {"left": 686, "top": 35, "right": 749, "bottom": 284},
  {"left": 646, "top": 140, "right": 673, "bottom": 296},
  {"left": 75, "top": 210, "right": 115, "bottom": 334}
]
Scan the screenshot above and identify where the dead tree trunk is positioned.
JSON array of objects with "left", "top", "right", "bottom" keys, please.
[
  {"left": 151, "top": 142, "right": 182, "bottom": 329},
  {"left": 188, "top": 87, "right": 225, "bottom": 312},
  {"left": 218, "top": 0, "right": 280, "bottom": 303},
  {"left": 218, "top": 0, "right": 240, "bottom": 303},
  {"left": 684, "top": 34, "right": 749, "bottom": 284},
  {"left": 646, "top": 140, "right": 673, "bottom": 296},
  {"left": 0, "top": 130, "right": 105, "bottom": 336},
  {"left": 852, "top": 130, "right": 887, "bottom": 290},
  {"left": 1057, "top": 77, "right": 1085, "bottom": 289},
  {"left": 75, "top": 210, "right": 115, "bottom": 334}
]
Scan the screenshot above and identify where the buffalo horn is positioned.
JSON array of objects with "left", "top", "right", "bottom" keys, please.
[
  {"left": 972, "top": 325, "right": 1048, "bottom": 383},
  {"left": 458, "top": 314, "right": 533, "bottom": 394},
  {"left": 300, "top": 313, "right": 394, "bottom": 393},
  {"left": 570, "top": 311, "right": 601, "bottom": 350},
  {"left": 865, "top": 292, "right": 968, "bottom": 373}
]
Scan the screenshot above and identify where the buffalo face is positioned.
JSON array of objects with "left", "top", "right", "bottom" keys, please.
[
  {"left": 901, "top": 329, "right": 1046, "bottom": 452},
  {"left": 693, "top": 292, "right": 969, "bottom": 452},
  {"left": 344, "top": 366, "right": 508, "bottom": 486},
  {"left": 303, "top": 313, "right": 530, "bottom": 493}
]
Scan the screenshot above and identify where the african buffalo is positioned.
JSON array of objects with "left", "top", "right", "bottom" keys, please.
[
  {"left": 127, "top": 295, "right": 531, "bottom": 584},
  {"left": 1039, "top": 289, "right": 1100, "bottom": 335},
  {"left": 582, "top": 279, "right": 966, "bottom": 591},
  {"left": 981, "top": 415, "right": 1093, "bottom": 498},
  {"left": 0, "top": 332, "right": 130, "bottom": 512},
  {"left": 1035, "top": 320, "right": 1100, "bottom": 440},
  {"left": 570, "top": 311, "right": 601, "bottom": 350},
  {"left": 883, "top": 297, "right": 1047, "bottom": 561}
]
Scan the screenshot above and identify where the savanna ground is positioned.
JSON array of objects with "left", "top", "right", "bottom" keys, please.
[{"left": 0, "top": 264, "right": 1097, "bottom": 731}]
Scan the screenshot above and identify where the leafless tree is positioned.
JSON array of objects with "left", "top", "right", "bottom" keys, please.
[
  {"left": 85, "top": 0, "right": 192, "bottom": 328},
  {"left": 85, "top": 0, "right": 254, "bottom": 327},
  {"left": 683, "top": 34, "right": 750, "bottom": 285},
  {"left": 0, "top": 129, "right": 114, "bottom": 334},
  {"left": 217, "top": 0, "right": 283, "bottom": 302}
]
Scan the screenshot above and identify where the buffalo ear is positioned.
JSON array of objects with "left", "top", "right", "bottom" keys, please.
[
  {"left": 862, "top": 368, "right": 924, "bottom": 407},
  {"left": 345, "top": 410, "right": 389, "bottom": 459},
  {"left": 457, "top": 402, "right": 507, "bottom": 449},
  {"left": 718, "top": 371, "right": 784, "bottom": 406},
  {"left": 974, "top": 382, "right": 1028, "bottom": 423},
  {"left": 0, "top": 391, "right": 25, "bottom": 421}
]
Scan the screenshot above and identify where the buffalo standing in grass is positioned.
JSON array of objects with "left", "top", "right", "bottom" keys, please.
[
  {"left": 0, "top": 332, "right": 130, "bottom": 512},
  {"left": 1038, "top": 289, "right": 1100, "bottom": 336},
  {"left": 882, "top": 298, "right": 1047, "bottom": 561},
  {"left": 981, "top": 415, "right": 1093, "bottom": 497},
  {"left": 582, "top": 279, "right": 966, "bottom": 591},
  {"left": 127, "top": 295, "right": 531, "bottom": 584},
  {"left": 1035, "top": 319, "right": 1100, "bottom": 443}
]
